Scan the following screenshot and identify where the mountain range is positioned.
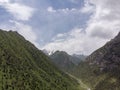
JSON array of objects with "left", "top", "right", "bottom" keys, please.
[
  {"left": 49, "top": 51, "right": 86, "bottom": 72},
  {"left": 1, "top": 29, "right": 120, "bottom": 90}
]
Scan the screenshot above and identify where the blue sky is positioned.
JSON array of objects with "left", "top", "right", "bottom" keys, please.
[
  {"left": 0, "top": 0, "right": 120, "bottom": 55},
  {"left": 0, "top": 0, "right": 88, "bottom": 44}
]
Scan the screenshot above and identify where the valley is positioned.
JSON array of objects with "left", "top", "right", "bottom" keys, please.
[
  {"left": 0, "top": 0, "right": 119, "bottom": 89},
  {"left": 67, "top": 73, "right": 91, "bottom": 90},
  {"left": 48, "top": 32, "right": 120, "bottom": 90},
  {"left": 0, "top": 29, "right": 120, "bottom": 90}
]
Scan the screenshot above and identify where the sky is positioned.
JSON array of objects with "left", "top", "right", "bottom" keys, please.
[{"left": 0, "top": 0, "right": 120, "bottom": 55}]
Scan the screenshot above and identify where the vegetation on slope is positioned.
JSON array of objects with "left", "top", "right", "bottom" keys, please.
[
  {"left": 50, "top": 51, "right": 75, "bottom": 72},
  {"left": 0, "top": 30, "right": 79, "bottom": 90},
  {"left": 50, "top": 51, "right": 85, "bottom": 72}
]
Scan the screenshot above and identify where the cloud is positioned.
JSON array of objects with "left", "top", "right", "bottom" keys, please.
[
  {"left": 47, "top": 6, "right": 79, "bottom": 13},
  {"left": 43, "top": 28, "right": 109, "bottom": 55},
  {"left": 0, "top": 0, "right": 9, "bottom": 3},
  {"left": 32, "top": 5, "right": 89, "bottom": 45},
  {"left": 0, "top": 20, "right": 40, "bottom": 48},
  {"left": 43, "top": 0, "right": 120, "bottom": 55},
  {"left": 47, "top": 6, "right": 56, "bottom": 12},
  {"left": 80, "top": 0, "right": 94, "bottom": 13},
  {"left": 86, "top": 0, "right": 120, "bottom": 38},
  {"left": 0, "top": 0, "right": 34, "bottom": 21},
  {"left": 9, "top": 20, "right": 39, "bottom": 48},
  {"left": 0, "top": 0, "right": 88, "bottom": 51},
  {"left": 0, "top": 0, "right": 38, "bottom": 48},
  {"left": 0, "top": 0, "right": 119, "bottom": 55}
]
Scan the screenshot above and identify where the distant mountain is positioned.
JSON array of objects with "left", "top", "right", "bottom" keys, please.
[
  {"left": 42, "top": 49, "right": 55, "bottom": 55},
  {"left": 0, "top": 30, "right": 80, "bottom": 90},
  {"left": 71, "top": 32, "right": 120, "bottom": 90},
  {"left": 72, "top": 54, "right": 87, "bottom": 65},
  {"left": 50, "top": 51, "right": 75, "bottom": 72},
  {"left": 50, "top": 51, "right": 86, "bottom": 72}
]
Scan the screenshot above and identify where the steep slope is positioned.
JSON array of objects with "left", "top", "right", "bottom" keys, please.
[
  {"left": 50, "top": 51, "right": 75, "bottom": 72},
  {"left": 0, "top": 30, "right": 79, "bottom": 90},
  {"left": 86, "top": 32, "right": 120, "bottom": 72},
  {"left": 72, "top": 32, "right": 120, "bottom": 90}
]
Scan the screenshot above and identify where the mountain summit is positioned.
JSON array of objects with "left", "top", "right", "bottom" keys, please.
[
  {"left": 50, "top": 51, "right": 75, "bottom": 72},
  {"left": 50, "top": 51, "right": 86, "bottom": 72}
]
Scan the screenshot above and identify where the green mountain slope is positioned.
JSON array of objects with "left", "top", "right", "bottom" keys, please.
[
  {"left": 0, "top": 30, "right": 79, "bottom": 90},
  {"left": 50, "top": 51, "right": 86, "bottom": 72},
  {"left": 50, "top": 51, "right": 75, "bottom": 72},
  {"left": 71, "top": 32, "right": 120, "bottom": 90}
]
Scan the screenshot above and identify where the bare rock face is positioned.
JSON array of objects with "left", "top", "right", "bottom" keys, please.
[
  {"left": 86, "top": 32, "right": 120, "bottom": 72},
  {"left": 72, "top": 32, "right": 120, "bottom": 90}
]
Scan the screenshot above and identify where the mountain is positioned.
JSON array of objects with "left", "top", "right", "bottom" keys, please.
[
  {"left": 42, "top": 49, "right": 55, "bottom": 55},
  {"left": 50, "top": 51, "right": 86, "bottom": 72},
  {"left": 71, "top": 32, "right": 120, "bottom": 90},
  {"left": 71, "top": 54, "right": 86, "bottom": 65},
  {"left": 0, "top": 30, "right": 80, "bottom": 90},
  {"left": 50, "top": 51, "right": 75, "bottom": 72}
]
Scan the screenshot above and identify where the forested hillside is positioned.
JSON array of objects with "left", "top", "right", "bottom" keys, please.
[{"left": 0, "top": 30, "right": 79, "bottom": 90}]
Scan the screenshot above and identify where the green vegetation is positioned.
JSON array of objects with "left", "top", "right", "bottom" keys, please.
[
  {"left": 0, "top": 30, "right": 80, "bottom": 90},
  {"left": 71, "top": 61, "right": 120, "bottom": 90},
  {"left": 71, "top": 61, "right": 104, "bottom": 89},
  {"left": 50, "top": 51, "right": 75, "bottom": 72}
]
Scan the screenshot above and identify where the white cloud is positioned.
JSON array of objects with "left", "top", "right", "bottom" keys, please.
[
  {"left": 0, "top": 0, "right": 38, "bottom": 48},
  {"left": 47, "top": 6, "right": 56, "bottom": 13},
  {"left": 86, "top": 0, "right": 120, "bottom": 38},
  {"left": 0, "top": 0, "right": 9, "bottom": 3},
  {"left": 81, "top": 0, "right": 94, "bottom": 13},
  {"left": 0, "top": 0, "right": 34, "bottom": 21},
  {"left": 43, "top": 28, "right": 109, "bottom": 55},
  {"left": 0, "top": 0, "right": 120, "bottom": 55},
  {"left": 9, "top": 20, "right": 39, "bottom": 48},
  {"left": 43, "top": 0, "right": 120, "bottom": 55},
  {"left": 47, "top": 6, "right": 78, "bottom": 13}
]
